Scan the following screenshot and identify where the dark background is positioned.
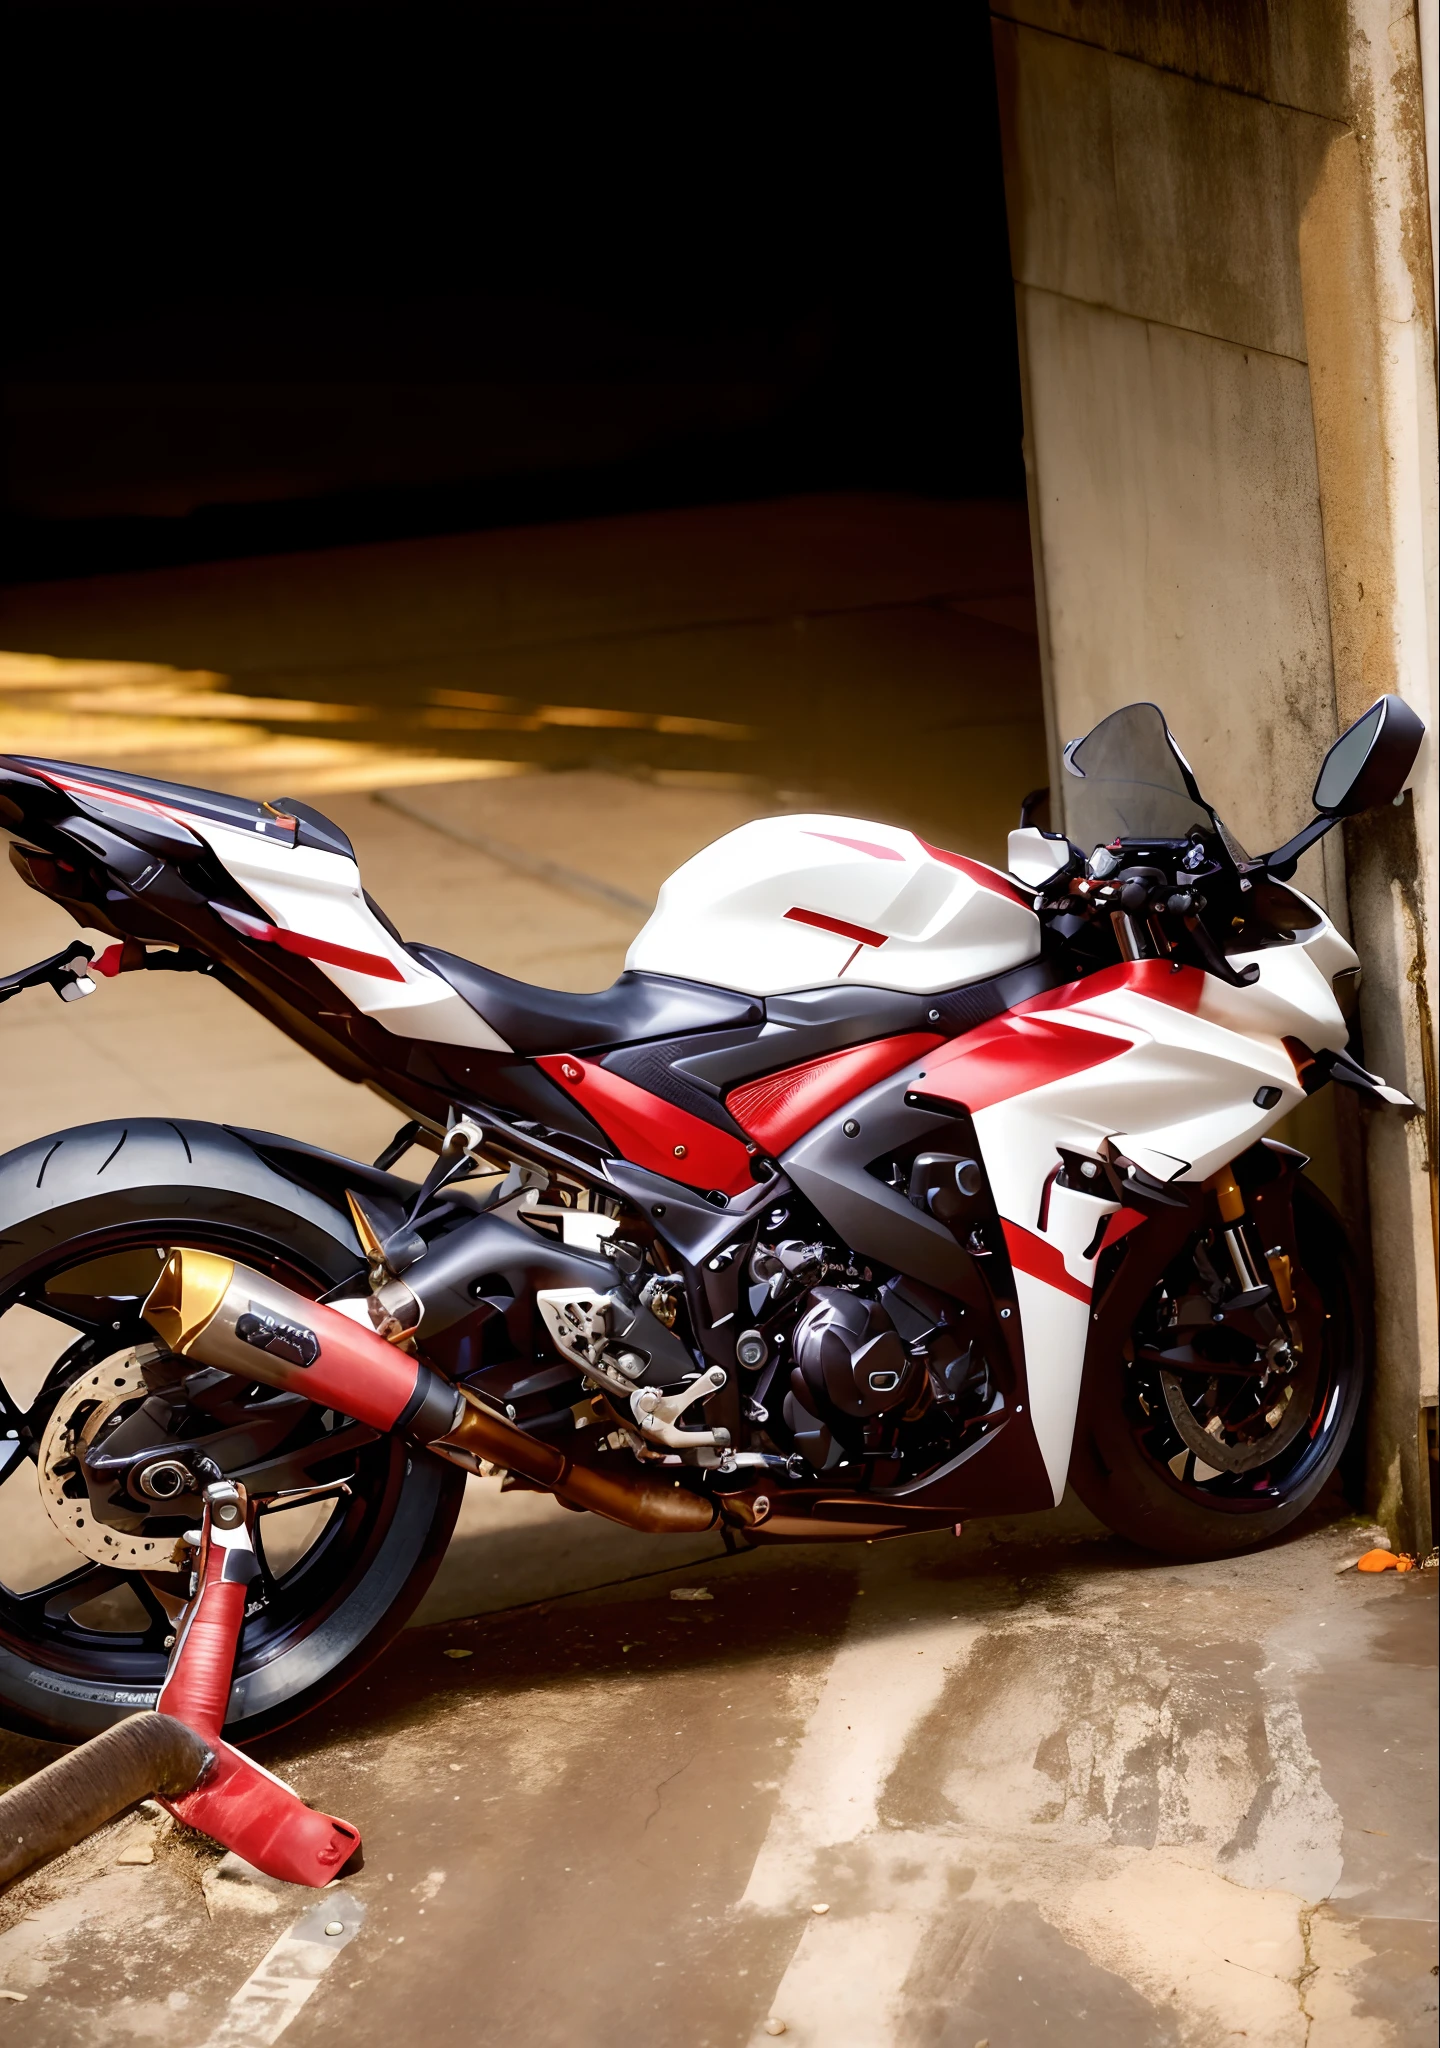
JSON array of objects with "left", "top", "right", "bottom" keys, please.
[{"left": 2, "top": 2, "right": 1023, "bottom": 582}]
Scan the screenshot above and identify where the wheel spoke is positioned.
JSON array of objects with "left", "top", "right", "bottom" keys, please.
[
  {"left": 237, "top": 1421, "right": 378, "bottom": 1497},
  {"left": 14, "top": 1290, "right": 113, "bottom": 1338},
  {"left": 257, "top": 1478, "right": 354, "bottom": 1515},
  {"left": 249, "top": 1517, "right": 281, "bottom": 1600},
  {"left": 20, "top": 1562, "right": 125, "bottom": 1621},
  {"left": 0, "top": 1437, "right": 32, "bottom": 1486},
  {"left": 134, "top": 1575, "right": 184, "bottom": 1638}
]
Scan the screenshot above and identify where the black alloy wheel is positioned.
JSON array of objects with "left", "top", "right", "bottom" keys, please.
[
  {"left": 0, "top": 1121, "right": 464, "bottom": 1743},
  {"left": 1069, "top": 1174, "right": 1363, "bottom": 1559}
]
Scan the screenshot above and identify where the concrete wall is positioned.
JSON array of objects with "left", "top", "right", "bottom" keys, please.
[{"left": 993, "top": 1, "right": 1439, "bottom": 1545}]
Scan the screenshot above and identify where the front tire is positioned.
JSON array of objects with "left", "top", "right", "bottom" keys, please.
[
  {"left": 0, "top": 1119, "right": 464, "bottom": 1743},
  {"left": 1068, "top": 1171, "right": 1363, "bottom": 1560}
]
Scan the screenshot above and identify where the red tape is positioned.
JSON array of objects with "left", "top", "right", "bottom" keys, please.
[{"left": 156, "top": 1496, "right": 361, "bottom": 1885}]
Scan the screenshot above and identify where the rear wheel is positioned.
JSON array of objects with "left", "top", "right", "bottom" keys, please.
[
  {"left": 1069, "top": 1172, "right": 1362, "bottom": 1559},
  {"left": 0, "top": 1120, "right": 464, "bottom": 1743}
]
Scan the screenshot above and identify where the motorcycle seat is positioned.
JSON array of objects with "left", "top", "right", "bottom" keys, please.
[{"left": 407, "top": 944, "right": 763, "bottom": 1055}]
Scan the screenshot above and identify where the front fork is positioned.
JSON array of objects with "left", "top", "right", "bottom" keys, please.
[{"left": 1208, "top": 1164, "right": 1297, "bottom": 1317}]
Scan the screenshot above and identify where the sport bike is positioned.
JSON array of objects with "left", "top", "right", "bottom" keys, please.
[{"left": 0, "top": 696, "right": 1422, "bottom": 1743}]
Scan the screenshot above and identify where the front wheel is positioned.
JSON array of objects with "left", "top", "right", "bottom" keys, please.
[
  {"left": 1068, "top": 1169, "right": 1363, "bottom": 1560},
  {"left": 0, "top": 1119, "right": 465, "bottom": 1743}
]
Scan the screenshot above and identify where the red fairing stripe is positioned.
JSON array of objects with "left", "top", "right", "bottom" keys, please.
[
  {"left": 803, "top": 831, "right": 905, "bottom": 861},
  {"left": 271, "top": 928, "right": 406, "bottom": 981},
  {"left": 915, "top": 838, "right": 1033, "bottom": 908},
  {"left": 915, "top": 1012, "right": 1130, "bottom": 1113},
  {"left": 1002, "top": 1222, "right": 1091, "bottom": 1303},
  {"left": 39, "top": 770, "right": 189, "bottom": 826},
  {"left": 1099, "top": 1206, "right": 1148, "bottom": 1252},
  {"left": 912, "top": 959, "right": 1208, "bottom": 1115},
  {"left": 1014, "top": 958, "right": 1205, "bottom": 1018},
  {"left": 784, "top": 906, "right": 889, "bottom": 949},
  {"left": 212, "top": 904, "right": 405, "bottom": 982},
  {"left": 728, "top": 1033, "right": 943, "bottom": 1155},
  {"left": 536, "top": 1055, "right": 756, "bottom": 1197}
]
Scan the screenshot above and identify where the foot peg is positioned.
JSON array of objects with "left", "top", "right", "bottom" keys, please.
[{"left": 157, "top": 1476, "right": 361, "bottom": 1886}]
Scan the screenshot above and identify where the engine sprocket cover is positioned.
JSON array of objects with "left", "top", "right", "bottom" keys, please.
[{"left": 791, "top": 1287, "right": 923, "bottom": 1419}]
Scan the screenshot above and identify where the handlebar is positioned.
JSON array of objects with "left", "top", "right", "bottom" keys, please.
[{"left": 1032, "top": 834, "right": 1268, "bottom": 986}]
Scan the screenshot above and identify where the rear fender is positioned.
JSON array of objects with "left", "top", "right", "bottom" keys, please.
[
  {"left": 225, "top": 1126, "right": 421, "bottom": 1233},
  {"left": 0, "top": 1119, "right": 366, "bottom": 1300}
]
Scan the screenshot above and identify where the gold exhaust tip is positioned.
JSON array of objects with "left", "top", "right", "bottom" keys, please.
[{"left": 143, "top": 1248, "right": 236, "bottom": 1354}]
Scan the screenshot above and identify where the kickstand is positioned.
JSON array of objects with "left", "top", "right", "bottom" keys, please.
[{"left": 156, "top": 1476, "right": 361, "bottom": 1885}]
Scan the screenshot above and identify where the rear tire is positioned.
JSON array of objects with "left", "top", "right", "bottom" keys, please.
[
  {"left": 0, "top": 1119, "right": 464, "bottom": 1743},
  {"left": 1068, "top": 1173, "right": 1363, "bottom": 1560}
]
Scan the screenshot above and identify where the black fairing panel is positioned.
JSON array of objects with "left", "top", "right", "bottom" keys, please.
[
  {"left": 781, "top": 1077, "right": 1054, "bottom": 1516},
  {"left": 781, "top": 1058, "right": 979, "bottom": 1298},
  {"left": 402, "top": 1043, "right": 612, "bottom": 1147},
  {"left": 671, "top": 959, "right": 1070, "bottom": 1095},
  {"left": 601, "top": 1035, "right": 755, "bottom": 1137},
  {"left": 408, "top": 945, "right": 762, "bottom": 1054},
  {"left": 765, "top": 959, "right": 1066, "bottom": 1039},
  {"left": 7, "top": 755, "right": 356, "bottom": 858}
]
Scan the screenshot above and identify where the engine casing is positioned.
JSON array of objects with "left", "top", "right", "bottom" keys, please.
[{"left": 791, "top": 1287, "right": 924, "bottom": 1421}]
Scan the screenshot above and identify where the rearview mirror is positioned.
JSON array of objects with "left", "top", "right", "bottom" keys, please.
[
  {"left": 1258, "top": 693, "right": 1426, "bottom": 879},
  {"left": 1313, "top": 694, "right": 1425, "bottom": 816}
]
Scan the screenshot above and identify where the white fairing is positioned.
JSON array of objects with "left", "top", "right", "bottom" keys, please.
[
  {"left": 627, "top": 814, "right": 1040, "bottom": 995},
  {"left": 192, "top": 818, "right": 512, "bottom": 1051},
  {"left": 931, "top": 910, "right": 1350, "bottom": 1502}
]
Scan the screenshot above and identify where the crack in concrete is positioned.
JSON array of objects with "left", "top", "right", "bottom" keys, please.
[
  {"left": 642, "top": 1753, "right": 697, "bottom": 1832},
  {"left": 1295, "top": 1901, "right": 1319, "bottom": 2045}
]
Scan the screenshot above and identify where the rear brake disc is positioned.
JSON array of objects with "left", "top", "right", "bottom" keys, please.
[{"left": 37, "top": 1354, "right": 184, "bottom": 1570}]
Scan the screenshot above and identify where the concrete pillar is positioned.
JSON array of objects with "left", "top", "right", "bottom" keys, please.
[{"left": 992, "top": 2, "right": 1438, "bottom": 1546}]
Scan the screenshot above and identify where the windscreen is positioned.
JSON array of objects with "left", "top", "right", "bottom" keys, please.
[{"left": 1062, "top": 703, "right": 1221, "bottom": 852}]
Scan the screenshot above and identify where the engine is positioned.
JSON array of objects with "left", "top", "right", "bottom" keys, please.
[
  {"left": 740, "top": 1199, "right": 999, "bottom": 1478},
  {"left": 358, "top": 1158, "right": 999, "bottom": 1490}
]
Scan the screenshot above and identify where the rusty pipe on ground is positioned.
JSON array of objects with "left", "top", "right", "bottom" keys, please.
[
  {"left": 0, "top": 1713, "right": 211, "bottom": 1889},
  {"left": 143, "top": 1250, "right": 716, "bottom": 1536}
]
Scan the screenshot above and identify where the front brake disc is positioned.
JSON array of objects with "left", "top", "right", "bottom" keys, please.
[{"left": 1158, "top": 1358, "right": 1316, "bottom": 1474}]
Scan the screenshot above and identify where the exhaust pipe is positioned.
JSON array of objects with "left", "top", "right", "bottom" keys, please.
[{"left": 144, "top": 1251, "right": 716, "bottom": 1536}]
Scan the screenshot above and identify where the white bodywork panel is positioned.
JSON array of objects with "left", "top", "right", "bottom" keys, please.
[
  {"left": 193, "top": 818, "right": 512, "bottom": 1052},
  {"left": 874, "top": 925, "right": 1353, "bottom": 1502},
  {"left": 626, "top": 813, "right": 1041, "bottom": 996}
]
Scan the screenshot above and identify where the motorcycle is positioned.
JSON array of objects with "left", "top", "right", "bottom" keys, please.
[{"left": 0, "top": 694, "right": 1422, "bottom": 1745}]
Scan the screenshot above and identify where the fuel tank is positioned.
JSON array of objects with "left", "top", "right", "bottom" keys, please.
[{"left": 626, "top": 814, "right": 1040, "bottom": 997}]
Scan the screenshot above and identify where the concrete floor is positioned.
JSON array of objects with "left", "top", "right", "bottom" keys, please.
[
  {"left": 0, "top": 513, "right": 1434, "bottom": 2043},
  {"left": 0, "top": 1510, "right": 1434, "bottom": 2048}
]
